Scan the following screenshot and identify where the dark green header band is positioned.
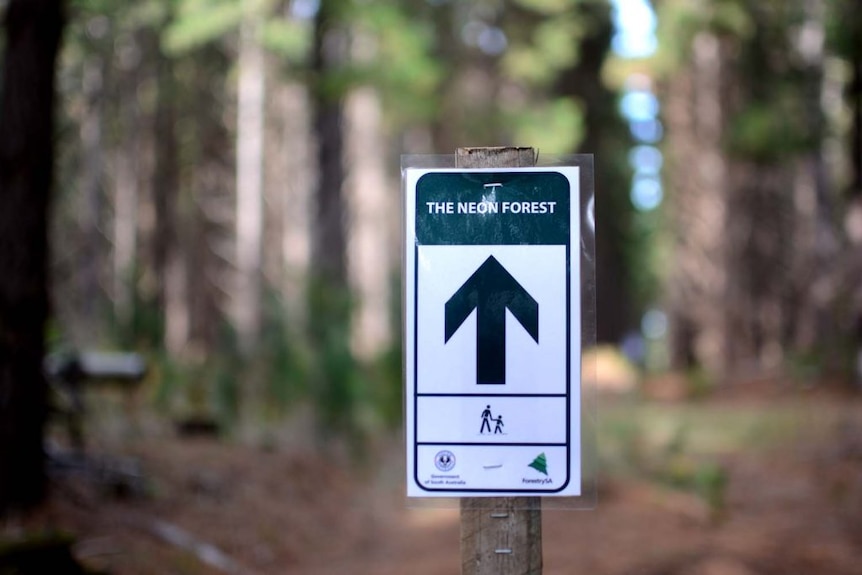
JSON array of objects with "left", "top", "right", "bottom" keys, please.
[{"left": 416, "top": 171, "right": 571, "bottom": 245}]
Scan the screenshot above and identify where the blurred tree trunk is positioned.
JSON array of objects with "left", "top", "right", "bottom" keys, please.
[
  {"left": 234, "top": 14, "right": 266, "bottom": 354},
  {"left": 112, "top": 64, "right": 141, "bottom": 336},
  {"left": 345, "top": 87, "right": 392, "bottom": 358},
  {"left": 267, "top": 81, "right": 312, "bottom": 314},
  {"left": 723, "top": 1, "right": 833, "bottom": 372},
  {"left": 428, "top": 0, "right": 460, "bottom": 153},
  {"left": 189, "top": 48, "right": 233, "bottom": 353},
  {"left": 152, "top": 46, "right": 185, "bottom": 353},
  {"left": 788, "top": 0, "right": 835, "bottom": 353},
  {"left": 0, "top": 0, "right": 64, "bottom": 514},
  {"left": 663, "top": 0, "right": 838, "bottom": 379},
  {"left": 429, "top": 2, "right": 501, "bottom": 151},
  {"left": 77, "top": 53, "right": 107, "bottom": 338},
  {"left": 663, "top": 31, "right": 730, "bottom": 375},
  {"left": 309, "top": 0, "right": 359, "bottom": 438},
  {"left": 556, "top": 1, "right": 635, "bottom": 344},
  {"left": 849, "top": 23, "right": 862, "bottom": 199},
  {"left": 311, "top": 1, "right": 348, "bottom": 290}
]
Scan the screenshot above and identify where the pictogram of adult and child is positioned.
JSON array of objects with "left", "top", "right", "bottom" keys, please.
[{"left": 480, "top": 404, "right": 505, "bottom": 435}]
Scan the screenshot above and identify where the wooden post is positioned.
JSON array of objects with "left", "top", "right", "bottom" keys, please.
[{"left": 456, "top": 146, "right": 542, "bottom": 575}]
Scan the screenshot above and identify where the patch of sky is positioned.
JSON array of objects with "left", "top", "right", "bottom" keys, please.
[
  {"left": 630, "top": 119, "right": 663, "bottom": 144},
  {"left": 462, "top": 20, "right": 508, "bottom": 56},
  {"left": 631, "top": 175, "right": 663, "bottom": 211},
  {"left": 611, "top": 0, "right": 657, "bottom": 59},
  {"left": 641, "top": 309, "right": 668, "bottom": 339},
  {"left": 628, "top": 145, "right": 663, "bottom": 175},
  {"left": 620, "top": 90, "right": 659, "bottom": 122},
  {"left": 290, "top": 0, "right": 319, "bottom": 20}
]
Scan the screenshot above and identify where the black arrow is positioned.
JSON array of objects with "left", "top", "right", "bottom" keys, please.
[{"left": 445, "top": 255, "right": 539, "bottom": 384}]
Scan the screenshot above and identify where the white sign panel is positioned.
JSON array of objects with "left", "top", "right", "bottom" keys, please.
[{"left": 404, "top": 167, "right": 581, "bottom": 497}]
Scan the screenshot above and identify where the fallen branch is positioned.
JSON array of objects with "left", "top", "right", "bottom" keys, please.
[{"left": 142, "top": 518, "right": 255, "bottom": 575}]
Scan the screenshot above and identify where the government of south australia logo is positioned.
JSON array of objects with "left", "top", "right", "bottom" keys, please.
[{"left": 435, "top": 450, "right": 456, "bottom": 472}]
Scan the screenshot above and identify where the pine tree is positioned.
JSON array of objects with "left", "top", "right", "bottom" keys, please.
[{"left": 0, "top": 0, "right": 64, "bottom": 514}]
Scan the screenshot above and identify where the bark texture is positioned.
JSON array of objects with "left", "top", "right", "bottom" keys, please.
[{"left": 0, "top": 0, "right": 64, "bottom": 514}]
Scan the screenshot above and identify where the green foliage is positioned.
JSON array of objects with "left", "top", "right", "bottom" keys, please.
[
  {"left": 661, "top": 454, "right": 729, "bottom": 520},
  {"left": 694, "top": 461, "right": 729, "bottom": 519},
  {"left": 257, "top": 293, "right": 311, "bottom": 417},
  {"left": 601, "top": 409, "right": 650, "bottom": 474},
  {"left": 150, "top": 351, "right": 233, "bottom": 425},
  {"left": 350, "top": 2, "right": 443, "bottom": 123},
  {"left": 826, "top": 0, "right": 862, "bottom": 60},
  {"left": 366, "top": 272, "right": 406, "bottom": 430},
  {"left": 652, "top": 0, "right": 755, "bottom": 78},
  {"left": 511, "top": 0, "right": 572, "bottom": 15},
  {"left": 163, "top": 0, "right": 245, "bottom": 54},
  {"left": 150, "top": 353, "right": 189, "bottom": 411},
  {"left": 651, "top": 0, "right": 701, "bottom": 77},
  {"left": 727, "top": 102, "right": 811, "bottom": 162},
  {"left": 260, "top": 18, "right": 310, "bottom": 63},
  {"left": 656, "top": 423, "right": 729, "bottom": 520},
  {"left": 505, "top": 97, "right": 584, "bottom": 152},
  {"left": 597, "top": 402, "right": 831, "bottom": 520},
  {"left": 503, "top": 16, "right": 582, "bottom": 86},
  {"left": 51, "top": 0, "right": 634, "bottom": 453},
  {"left": 708, "top": 0, "right": 755, "bottom": 38},
  {"left": 306, "top": 277, "right": 369, "bottom": 448},
  {"left": 147, "top": 306, "right": 302, "bottom": 432},
  {"left": 689, "top": 366, "right": 715, "bottom": 399},
  {"left": 213, "top": 358, "right": 241, "bottom": 424},
  {"left": 370, "top": 341, "right": 404, "bottom": 429},
  {"left": 654, "top": 0, "right": 826, "bottom": 159}
]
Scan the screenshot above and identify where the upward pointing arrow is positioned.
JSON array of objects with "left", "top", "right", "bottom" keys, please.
[{"left": 445, "top": 255, "right": 539, "bottom": 384}]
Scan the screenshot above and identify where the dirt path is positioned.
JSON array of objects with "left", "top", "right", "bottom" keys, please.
[{"left": 13, "top": 392, "right": 862, "bottom": 574}]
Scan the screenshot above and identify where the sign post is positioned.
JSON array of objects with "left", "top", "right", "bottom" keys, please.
[
  {"left": 456, "top": 148, "right": 543, "bottom": 575},
  {"left": 403, "top": 146, "right": 588, "bottom": 574}
]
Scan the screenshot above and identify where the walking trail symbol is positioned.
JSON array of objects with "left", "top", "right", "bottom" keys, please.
[{"left": 444, "top": 255, "right": 539, "bottom": 385}]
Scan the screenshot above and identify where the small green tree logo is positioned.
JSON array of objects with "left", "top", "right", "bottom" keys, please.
[{"left": 528, "top": 453, "right": 548, "bottom": 476}]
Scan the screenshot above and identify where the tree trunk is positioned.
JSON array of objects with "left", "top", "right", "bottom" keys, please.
[
  {"left": 555, "top": 1, "right": 635, "bottom": 344},
  {"left": 853, "top": 55, "right": 862, "bottom": 199},
  {"left": 846, "top": 2, "right": 862, "bottom": 200},
  {"left": 663, "top": 31, "right": 730, "bottom": 375},
  {"left": 345, "top": 87, "right": 392, "bottom": 359},
  {"left": 152, "top": 46, "right": 181, "bottom": 350},
  {"left": 189, "top": 48, "right": 233, "bottom": 352},
  {"left": 234, "top": 15, "right": 266, "bottom": 355},
  {"left": 0, "top": 0, "right": 64, "bottom": 514},
  {"left": 78, "top": 54, "right": 106, "bottom": 339},
  {"left": 307, "top": 0, "right": 359, "bottom": 438},
  {"left": 311, "top": 1, "right": 348, "bottom": 289},
  {"left": 269, "top": 81, "right": 312, "bottom": 315},
  {"left": 663, "top": 1, "right": 837, "bottom": 378},
  {"left": 113, "top": 45, "right": 142, "bottom": 338}
]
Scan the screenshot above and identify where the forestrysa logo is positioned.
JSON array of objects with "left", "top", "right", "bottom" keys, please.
[
  {"left": 528, "top": 452, "right": 548, "bottom": 476},
  {"left": 523, "top": 452, "right": 553, "bottom": 485}
]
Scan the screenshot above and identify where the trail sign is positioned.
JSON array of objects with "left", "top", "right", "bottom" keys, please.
[{"left": 404, "top": 167, "right": 582, "bottom": 497}]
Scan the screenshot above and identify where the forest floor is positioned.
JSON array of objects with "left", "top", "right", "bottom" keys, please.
[{"left": 7, "top": 376, "right": 862, "bottom": 575}]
